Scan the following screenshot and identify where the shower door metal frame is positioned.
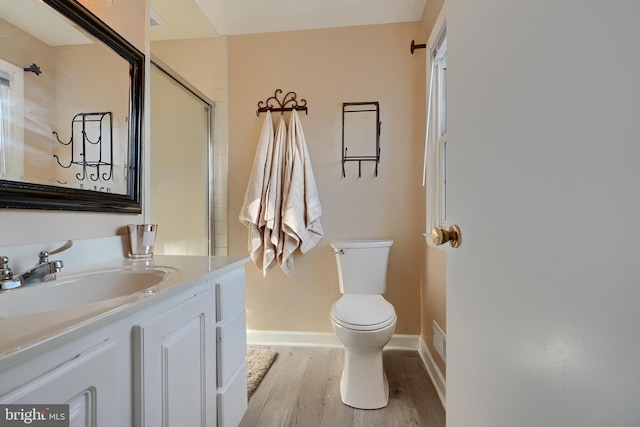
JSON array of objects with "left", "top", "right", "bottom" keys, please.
[{"left": 150, "top": 57, "right": 216, "bottom": 255}]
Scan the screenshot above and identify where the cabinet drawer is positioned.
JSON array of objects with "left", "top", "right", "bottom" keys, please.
[
  {"left": 216, "top": 306, "right": 247, "bottom": 388},
  {"left": 215, "top": 269, "right": 246, "bottom": 321},
  {"left": 217, "top": 362, "right": 248, "bottom": 427}
]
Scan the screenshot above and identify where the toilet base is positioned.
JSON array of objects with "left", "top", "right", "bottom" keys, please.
[{"left": 339, "top": 347, "right": 389, "bottom": 409}]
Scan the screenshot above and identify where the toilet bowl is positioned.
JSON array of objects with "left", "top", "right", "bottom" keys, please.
[
  {"left": 330, "top": 240, "right": 396, "bottom": 409},
  {"left": 331, "top": 294, "right": 397, "bottom": 409}
]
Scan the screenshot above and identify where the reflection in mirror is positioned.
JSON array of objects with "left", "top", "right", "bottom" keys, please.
[{"left": 0, "top": 0, "right": 144, "bottom": 212}]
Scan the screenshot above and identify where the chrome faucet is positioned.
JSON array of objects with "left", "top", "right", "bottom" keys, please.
[
  {"left": 0, "top": 240, "right": 72, "bottom": 290},
  {"left": 16, "top": 254, "right": 64, "bottom": 287}
]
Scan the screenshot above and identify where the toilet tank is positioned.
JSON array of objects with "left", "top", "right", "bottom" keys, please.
[{"left": 331, "top": 240, "right": 393, "bottom": 294}]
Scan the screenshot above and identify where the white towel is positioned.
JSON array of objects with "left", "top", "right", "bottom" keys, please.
[
  {"left": 239, "top": 111, "right": 274, "bottom": 272},
  {"left": 261, "top": 116, "right": 287, "bottom": 275},
  {"left": 281, "top": 110, "right": 323, "bottom": 276}
]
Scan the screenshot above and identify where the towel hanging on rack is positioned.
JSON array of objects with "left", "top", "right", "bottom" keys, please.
[
  {"left": 262, "top": 115, "right": 288, "bottom": 275},
  {"left": 239, "top": 107, "right": 323, "bottom": 277},
  {"left": 282, "top": 110, "right": 323, "bottom": 261},
  {"left": 239, "top": 111, "right": 275, "bottom": 274}
]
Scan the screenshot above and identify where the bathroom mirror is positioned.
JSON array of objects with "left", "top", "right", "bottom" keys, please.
[{"left": 0, "top": 0, "right": 144, "bottom": 213}]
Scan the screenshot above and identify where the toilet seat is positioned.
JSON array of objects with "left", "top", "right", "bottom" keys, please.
[{"left": 331, "top": 295, "right": 396, "bottom": 331}]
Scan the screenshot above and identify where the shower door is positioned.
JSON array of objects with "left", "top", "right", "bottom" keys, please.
[{"left": 150, "top": 61, "right": 213, "bottom": 255}]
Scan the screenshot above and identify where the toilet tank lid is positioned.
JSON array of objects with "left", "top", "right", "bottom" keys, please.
[{"left": 331, "top": 239, "right": 393, "bottom": 249}]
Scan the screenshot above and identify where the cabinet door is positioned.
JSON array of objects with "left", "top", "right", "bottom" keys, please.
[
  {"left": 133, "top": 291, "right": 216, "bottom": 427},
  {"left": 0, "top": 339, "right": 119, "bottom": 427}
]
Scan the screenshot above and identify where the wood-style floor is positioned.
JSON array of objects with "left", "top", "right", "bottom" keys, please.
[{"left": 239, "top": 346, "right": 446, "bottom": 427}]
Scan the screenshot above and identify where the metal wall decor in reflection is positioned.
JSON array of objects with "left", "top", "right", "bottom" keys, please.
[{"left": 53, "top": 112, "right": 113, "bottom": 183}]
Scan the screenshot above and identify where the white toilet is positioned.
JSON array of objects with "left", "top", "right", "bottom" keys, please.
[{"left": 330, "top": 239, "right": 396, "bottom": 410}]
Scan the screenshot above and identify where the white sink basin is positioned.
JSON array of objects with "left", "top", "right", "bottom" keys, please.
[{"left": 0, "top": 267, "right": 173, "bottom": 318}]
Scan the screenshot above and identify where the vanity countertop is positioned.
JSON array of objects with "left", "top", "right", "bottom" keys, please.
[{"left": 0, "top": 254, "right": 249, "bottom": 369}]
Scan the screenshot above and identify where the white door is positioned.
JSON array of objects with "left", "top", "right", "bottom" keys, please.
[{"left": 445, "top": 1, "right": 640, "bottom": 426}]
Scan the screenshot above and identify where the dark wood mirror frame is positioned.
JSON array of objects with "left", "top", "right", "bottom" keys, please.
[{"left": 0, "top": 0, "right": 144, "bottom": 214}]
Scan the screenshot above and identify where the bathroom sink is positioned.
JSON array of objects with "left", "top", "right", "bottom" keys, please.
[{"left": 0, "top": 267, "right": 173, "bottom": 318}]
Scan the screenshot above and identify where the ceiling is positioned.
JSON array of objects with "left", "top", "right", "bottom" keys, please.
[
  {"left": 150, "top": 0, "right": 427, "bottom": 40},
  {"left": 0, "top": 1, "right": 92, "bottom": 46},
  {"left": 2, "top": 0, "right": 427, "bottom": 46}
]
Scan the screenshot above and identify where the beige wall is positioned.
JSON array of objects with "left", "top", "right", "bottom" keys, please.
[
  {"left": 417, "top": 0, "right": 447, "bottom": 376},
  {"left": 1, "top": 1, "right": 146, "bottom": 246},
  {"left": 228, "top": 23, "right": 426, "bottom": 334}
]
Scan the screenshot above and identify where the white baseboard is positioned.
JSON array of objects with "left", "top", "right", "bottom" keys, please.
[
  {"left": 246, "top": 330, "right": 419, "bottom": 350},
  {"left": 418, "top": 336, "right": 446, "bottom": 409}
]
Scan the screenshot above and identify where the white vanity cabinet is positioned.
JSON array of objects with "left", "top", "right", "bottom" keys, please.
[
  {"left": 215, "top": 268, "right": 248, "bottom": 427},
  {"left": 0, "top": 255, "right": 248, "bottom": 427}
]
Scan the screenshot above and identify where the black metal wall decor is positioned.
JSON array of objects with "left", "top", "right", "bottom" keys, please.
[
  {"left": 342, "top": 102, "right": 381, "bottom": 178},
  {"left": 53, "top": 112, "right": 113, "bottom": 182},
  {"left": 23, "top": 63, "right": 42, "bottom": 75},
  {"left": 256, "top": 89, "right": 308, "bottom": 116}
]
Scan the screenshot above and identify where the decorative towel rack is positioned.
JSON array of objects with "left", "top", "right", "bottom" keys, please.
[
  {"left": 53, "top": 112, "right": 113, "bottom": 182},
  {"left": 342, "top": 102, "right": 381, "bottom": 178},
  {"left": 256, "top": 89, "right": 308, "bottom": 116}
]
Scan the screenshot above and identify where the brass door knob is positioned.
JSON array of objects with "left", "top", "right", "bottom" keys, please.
[{"left": 431, "top": 224, "right": 462, "bottom": 248}]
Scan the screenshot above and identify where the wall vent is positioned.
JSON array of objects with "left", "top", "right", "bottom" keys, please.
[
  {"left": 150, "top": 8, "right": 167, "bottom": 27},
  {"left": 433, "top": 320, "right": 447, "bottom": 363}
]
